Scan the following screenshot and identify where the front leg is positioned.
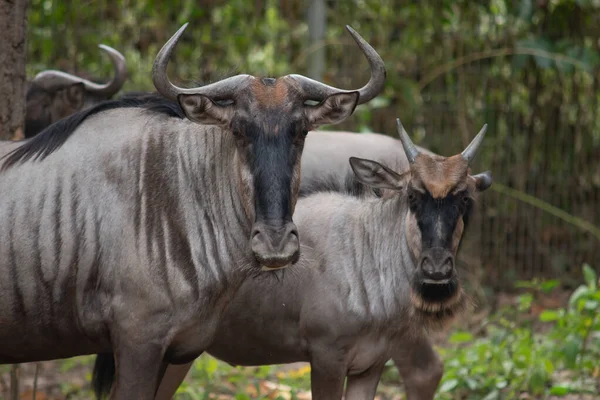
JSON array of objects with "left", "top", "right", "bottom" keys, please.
[
  {"left": 344, "top": 363, "right": 385, "bottom": 400},
  {"left": 111, "top": 341, "right": 167, "bottom": 400},
  {"left": 154, "top": 361, "right": 195, "bottom": 400},
  {"left": 309, "top": 347, "right": 347, "bottom": 400},
  {"left": 392, "top": 335, "right": 443, "bottom": 400}
]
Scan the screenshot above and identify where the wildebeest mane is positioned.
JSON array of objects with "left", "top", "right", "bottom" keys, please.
[{"left": 1, "top": 94, "right": 185, "bottom": 171}]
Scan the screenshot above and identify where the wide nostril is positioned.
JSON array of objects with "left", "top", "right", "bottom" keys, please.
[
  {"left": 421, "top": 257, "right": 434, "bottom": 275},
  {"left": 286, "top": 225, "right": 299, "bottom": 243},
  {"left": 251, "top": 227, "right": 261, "bottom": 239}
]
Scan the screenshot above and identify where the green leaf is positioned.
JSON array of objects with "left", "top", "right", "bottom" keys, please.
[
  {"left": 517, "top": 293, "right": 533, "bottom": 312},
  {"left": 438, "top": 378, "right": 459, "bottom": 393},
  {"left": 562, "top": 338, "right": 581, "bottom": 369},
  {"left": 583, "top": 300, "right": 599, "bottom": 311},
  {"left": 449, "top": 331, "right": 474, "bottom": 344},
  {"left": 540, "top": 280, "right": 559, "bottom": 293},
  {"left": 515, "top": 279, "right": 537, "bottom": 289},
  {"left": 465, "top": 377, "right": 479, "bottom": 390},
  {"left": 481, "top": 390, "right": 500, "bottom": 400},
  {"left": 544, "top": 359, "right": 554, "bottom": 375},
  {"left": 549, "top": 384, "right": 571, "bottom": 395},
  {"left": 582, "top": 264, "right": 597, "bottom": 289},
  {"left": 539, "top": 310, "right": 561, "bottom": 322},
  {"left": 529, "top": 365, "right": 549, "bottom": 395},
  {"left": 569, "top": 286, "right": 591, "bottom": 308}
]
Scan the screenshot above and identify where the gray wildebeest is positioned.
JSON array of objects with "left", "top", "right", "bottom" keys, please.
[
  {"left": 122, "top": 119, "right": 493, "bottom": 400},
  {"left": 0, "top": 22, "right": 385, "bottom": 400},
  {"left": 25, "top": 44, "right": 127, "bottom": 138}
]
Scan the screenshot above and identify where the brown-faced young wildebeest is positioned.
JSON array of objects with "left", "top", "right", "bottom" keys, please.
[
  {"left": 95, "top": 119, "right": 493, "bottom": 400},
  {"left": 0, "top": 22, "right": 385, "bottom": 400},
  {"left": 25, "top": 44, "right": 127, "bottom": 138}
]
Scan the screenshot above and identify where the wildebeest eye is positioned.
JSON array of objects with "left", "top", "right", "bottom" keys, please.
[{"left": 303, "top": 130, "right": 309, "bottom": 136}]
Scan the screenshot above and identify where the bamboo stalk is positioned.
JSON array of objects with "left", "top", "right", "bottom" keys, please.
[{"left": 491, "top": 183, "right": 600, "bottom": 242}]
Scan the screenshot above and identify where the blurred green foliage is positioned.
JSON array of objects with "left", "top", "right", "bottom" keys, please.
[
  {"left": 26, "top": 0, "right": 600, "bottom": 283},
  {"left": 379, "top": 264, "right": 600, "bottom": 399}
]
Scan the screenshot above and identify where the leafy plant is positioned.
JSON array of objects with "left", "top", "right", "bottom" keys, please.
[{"left": 432, "top": 264, "right": 600, "bottom": 399}]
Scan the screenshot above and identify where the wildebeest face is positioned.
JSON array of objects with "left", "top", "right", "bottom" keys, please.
[
  {"left": 349, "top": 119, "right": 493, "bottom": 316},
  {"left": 179, "top": 80, "right": 359, "bottom": 270},
  {"left": 156, "top": 23, "right": 386, "bottom": 270},
  {"left": 402, "top": 156, "right": 491, "bottom": 308}
]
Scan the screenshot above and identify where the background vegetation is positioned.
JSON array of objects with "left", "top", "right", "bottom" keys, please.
[
  {"left": 2, "top": 0, "right": 598, "bottom": 399},
  {"left": 26, "top": 0, "right": 600, "bottom": 289}
]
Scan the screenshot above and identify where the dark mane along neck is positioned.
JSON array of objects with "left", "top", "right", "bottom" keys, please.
[{"left": 1, "top": 94, "right": 184, "bottom": 171}]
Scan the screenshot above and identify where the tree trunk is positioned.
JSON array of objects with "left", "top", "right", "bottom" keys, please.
[
  {"left": 0, "top": 0, "right": 28, "bottom": 140},
  {"left": 307, "top": 0, "right": 326, "bottom": 81}
]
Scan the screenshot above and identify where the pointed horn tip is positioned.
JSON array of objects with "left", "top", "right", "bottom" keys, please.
[
  {"left": 395, "top": 118, "right": 406, "bottom": 133},
  {"left": 178, "top": 22, "right": 190, "bottom": 32},
  {"left": 345, "top": 25, "right": 365, "bottom": 42},
  {"left": 168, "top": 23, "right": 190, "bottom": 44}
]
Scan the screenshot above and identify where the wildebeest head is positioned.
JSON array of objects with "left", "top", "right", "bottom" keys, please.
[
  {"left": 349, "top": 119, "right": 492, "bottom": 314},
  {"left": 25, "top": 45, "right": 127, "bottom": 138},
  {"left": 153, "top": 23, "right": 386, "bottom": 270}
]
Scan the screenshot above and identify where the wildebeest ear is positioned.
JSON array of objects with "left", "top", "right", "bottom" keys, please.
[
  {"left": 471, "top": 171, "right": 493, "bottom": 191},
  {"left": 178, "top": 94, "right": 233, "bottom": 128},
  {"left": 306, "top": 92, "right": 359, "bottom": 128},
  {"left": 349, "top": 157, "right": 406, "bottom": 190},
  {"left": 62, "top": 83, "right": 85, "bottom": 110}
]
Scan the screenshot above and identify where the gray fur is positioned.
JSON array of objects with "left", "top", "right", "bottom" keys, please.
[
  {"left": 301, "top": 130, "right": 434, "bottom": 194},
  {"left": 201, "top": 189, "right": 444, "bottom": 400},
  {"left": 0, "top": 107, "right": 299, "bottom": 399},
  {"left": 155, "top": 182, "right": 456, "bottom": 400}
]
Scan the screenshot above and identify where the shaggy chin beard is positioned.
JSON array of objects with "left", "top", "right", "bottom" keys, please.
[{"left": 410, "top": 275, "right": 466, "bottom": 329}]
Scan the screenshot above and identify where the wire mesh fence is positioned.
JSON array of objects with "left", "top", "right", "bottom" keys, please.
[{"left": 27, "top": 0, "right": 600, "bottom": 289}]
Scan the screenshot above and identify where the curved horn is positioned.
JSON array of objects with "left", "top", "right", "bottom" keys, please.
[
  {"left": 152, "top": 23, "right": 252, "bottom": 101},
  {"left": 289, "top": 25, "right": 386, "bottom": 105},
  {"left": 31, "top": 44, "right": 127, "bottom": 97},
  {"left": 396, "top": 118, "right": 420, "bottom": 163},
  {"left": 461, "top": 124, "right": 488, "bottom": 164}
]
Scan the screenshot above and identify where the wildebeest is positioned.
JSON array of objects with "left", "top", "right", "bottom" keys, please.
[
  {"left": 97, "top": 119, "right": 493, "bottom": 400},
  {"left": 0, "top": 22, "right": 385, "bottom": 399},
  {"left": 25, "top": 44, "right": 127, "bottom": 138}
]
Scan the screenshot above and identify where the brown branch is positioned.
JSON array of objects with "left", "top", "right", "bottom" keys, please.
[
  {"left": 418, "top": 47, "right": 594, "bottom": 92},
  {"left": 10, "top": 365, "right": 19, "bottom": 400}
]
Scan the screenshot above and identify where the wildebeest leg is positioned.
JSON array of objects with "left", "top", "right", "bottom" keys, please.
[
  {"left": 154, "top": 361, "right": 194, "bottom": 400},
  {"left": 309, "top": 349, "right": 346, "bottom": 400},
  {"left": 392, "top": 335, "right": 443, "bottom": 400},
  {"left": 111, "top": 342, "right": 166, "bottom": 400},
  {"left": 344, "top": 363, "right": 385, "bottom": 400}
]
